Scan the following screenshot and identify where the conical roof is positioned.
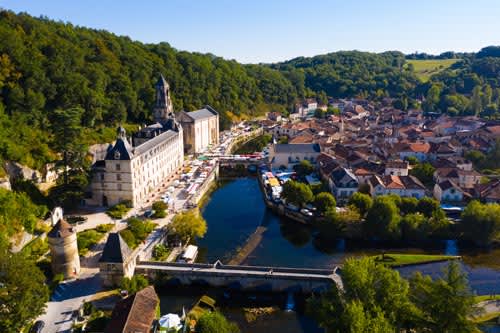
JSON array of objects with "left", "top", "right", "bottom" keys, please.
[
  {"left": 48, "top": 219, "right": 75, "bottom": 238},
  {"left": 99, "top": 233, "right": 132, "bottom": 263},
  {"left": 156, "top": 74, "right": 169, "bottom": 88}
]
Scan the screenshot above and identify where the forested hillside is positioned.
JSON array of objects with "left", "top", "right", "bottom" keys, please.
[
  {"left": 0, "top": 10, "right": 303, "bottom": 169},
  {"left": 416, "top": 47, "right": 500, "bottom": 117},
  {"left": 272, "top": 51, "right": 420, "bottom": 103},
  {"left": 1, "top": 9, "right": 500, "bottom": 173}
]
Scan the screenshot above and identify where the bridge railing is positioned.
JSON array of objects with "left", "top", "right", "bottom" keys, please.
[{"left": 137, "top": 260, "right": 337, "bottom": 276}]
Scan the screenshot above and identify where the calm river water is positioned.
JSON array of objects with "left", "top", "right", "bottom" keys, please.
[{"left": 164, "top": 177, "right": 500, "bottom": 332}]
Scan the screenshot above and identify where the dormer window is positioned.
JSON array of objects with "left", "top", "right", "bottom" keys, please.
[{"left": 114, "top": 151, "right": 120, "bottom": 160}]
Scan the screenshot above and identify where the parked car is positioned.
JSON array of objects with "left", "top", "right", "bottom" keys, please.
[
  {"left": 286, "top": 203, "right": 300, "bottom": 212},
  {"left": 144, "top": 210, "right": 155, "bottom": 218},
  {"left": 30, "top": 321, "right": 45, "bottom": 333}
]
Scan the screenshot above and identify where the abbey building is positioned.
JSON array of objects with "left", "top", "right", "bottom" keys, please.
[{"left": 88, "top": 75, "right": 184, "bottom": 207}]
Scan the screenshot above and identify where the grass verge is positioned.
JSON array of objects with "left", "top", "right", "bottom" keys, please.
[
  {"left": 372, "top": 253, "right": 459, "bottom": 267},
  {"left": 475, "top": 294, "right": 500, "bottom": 303}
]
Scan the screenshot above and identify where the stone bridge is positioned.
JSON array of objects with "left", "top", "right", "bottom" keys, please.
[{"left": 135, "top": 261, "right": 342, "bottom": 293}]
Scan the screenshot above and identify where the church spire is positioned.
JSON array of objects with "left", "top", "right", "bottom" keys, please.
[{"left": 153, "top": 74, "right": 174, "bottom": 122}]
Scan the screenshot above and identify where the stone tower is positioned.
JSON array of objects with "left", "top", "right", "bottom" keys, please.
[
  {"left": 99, "top": 233, "right": 136, "bottom": 287},
  {"left": 47, "top": 207, "right": 80, "bottom": 279},
  {"left": 153, "top": 74, "right": 174, "bottom": 123}
]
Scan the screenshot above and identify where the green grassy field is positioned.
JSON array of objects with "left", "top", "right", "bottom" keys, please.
[
  {"left": 372, "top": 253, "right": 459, "bottom": 267},
  {"left": 475, "top": 294, "right": 500, "bottom": 303},
  {"left": 406, "top": 59, "right": 460, "bottom": 82}
]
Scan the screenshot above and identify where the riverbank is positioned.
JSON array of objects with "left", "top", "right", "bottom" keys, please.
[{"left": 371, "top": 253, "right": 461, "bottom": 267}]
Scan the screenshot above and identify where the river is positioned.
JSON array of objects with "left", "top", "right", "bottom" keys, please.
[{"left": 165, "top": 177, "right": 500, "bottom": 332}]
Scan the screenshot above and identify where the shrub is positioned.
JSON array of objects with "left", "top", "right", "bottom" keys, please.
[{"left": 106, "top": 203, "right": 131, "bottom": 219}]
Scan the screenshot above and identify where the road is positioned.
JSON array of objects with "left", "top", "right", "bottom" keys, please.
[
  {"left": 136, "top": 262, "right": 340, "bottom": 281},
  {"left": 38, "top": 272, "right": 101, "bottom": 333}
]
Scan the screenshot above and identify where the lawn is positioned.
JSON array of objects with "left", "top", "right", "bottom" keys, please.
[
  {"left": 372, "top": 253, "right": 459, "bottom": 267},
  {"left": 77, "top": 224, "right": 114, "bottom": 255},
  {"left": 474, "top": 294, "right": 500, "bottom": 303},
  {"left": 406, "top": 59, "right": 460, "bottom": 82}
]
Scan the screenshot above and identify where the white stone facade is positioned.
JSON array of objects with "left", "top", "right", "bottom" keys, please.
[{"left": 89, "top": 75, "right": 184, "bottom": 208}]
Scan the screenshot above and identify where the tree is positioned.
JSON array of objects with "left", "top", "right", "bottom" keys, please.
[
  {"left": 293, "top": 160, "right": 314, "bottom": 178},
  {"left": 410, "top": 262, "right": 477, "bottom": 333},
  {"left": 465, "top": 150, "right": 485, "bottom": 169},
  {"left": 278, "top": 136, "right": 288, "bottom": 144},
  {"left": 470, "top": 85, "right": 483, "bottom": 116},
  {"left": 461, "top": 200, "right": 500, "bottom": 246},
  {"left": 170, "top": 209, "right": 207, "bottom": 242},
  {"left": 406, "top": 156, "right": 419, "bottom": 165},
  {"left": 120, "top": 275, "right": 149, "bottom": 294},
  {"left": 410, "top": 162, "right": 435, "bottom": 187},
  {"left": 314, "top": 108, "right": 326, "bottom": 119},
  {"left": 348, "top": 192, "right": 373, "bottom": 216},
  {"left": 314, "top": 192, "right": 336, "bottom": 214},
  {"left": 152, "top": 200, "right": 168, "bottom": 218},
  {"left": 400, "top": 213, "right": 426, "bottom": 240},
  {"left": 364, "top": 196, "right": 401, "bottom": 240},
  {"left": 196, "top": 311, "right": 240, "bottom": 333},
  {"left": 416, "top": 197, "right": 441, "bottom": 218},
  {"left": 281, "top": 180, "right": 313, "bottom": 207},
  {"left": 0, "top": 252, "right": 49, "bottom": 333},
  {"left": 51, "top": 107, "right": 86, "bottom": 184},
  {"left": 308, "top": 257, "right": 414, "bottom": 332},
  {"left": 399, "top": 197, "right": 419, "bottom": 215},
  {"left": 317, "top": 208, "right": 347, "bottom": 239}
]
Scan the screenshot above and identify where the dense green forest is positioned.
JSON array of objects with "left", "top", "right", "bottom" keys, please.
[
  {"left": 271, "top": 51, "right": 420, "bottom": 102},
  {"left": 1, "top": 10, "right": 500, "bottom": 173},
  {"left": 0, "top": 10, "right": 302, "bottom": 170}
]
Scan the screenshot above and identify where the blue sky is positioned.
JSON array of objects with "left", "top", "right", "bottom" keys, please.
[{"left": 0, "top": 0, "right": 498, "bottom": 63}]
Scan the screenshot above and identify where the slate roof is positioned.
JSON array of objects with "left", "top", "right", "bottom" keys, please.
[
  {"left": 185, "top": 105, "right": 218, "bottom": 121},
  {"left": 156, "top": 74, "right": 169, "bottom": 88},
  {"left": 134, "top": 130, "right": 178, "bottom": 155},
  {"left": 105, "top": 137, "right": 134, "bottom": 160},
  {"left": 330, "top": 167, "right": 358, "bottom": 187},
  {"left": 438, "top": 179, "right": 462, "bottom": 191},
  {"left": 274, "top": 143, "right": 321, "bottom": 154},
  {"left": 104, "top": 286, "right": 159, "bottom": 333},
  {"left": 99, "top": 233, "right": 133, "bottom": 263},
  {"left": 48, "top": 219, "right": 75, "bottom": 238}
]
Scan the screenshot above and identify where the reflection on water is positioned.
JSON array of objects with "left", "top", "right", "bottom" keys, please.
[
  {"left": 481, "top": 324, "right": 500, "bottom": 333},
  {"left": 190, "top": 177, "right": 500, "bottom": 332},
  {"left": 445, "top": 239, "right": 459, "bottom": 255},
  {"left": 157, "top": 286, "right": 322, "bottom": 333},
  {"left": 200, "top": 178, "right": 500, "bottom": 295}
]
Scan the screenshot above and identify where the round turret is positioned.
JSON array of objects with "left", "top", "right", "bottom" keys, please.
[{"left": 48, "top": 212, "right": 80, "bottom": 279}]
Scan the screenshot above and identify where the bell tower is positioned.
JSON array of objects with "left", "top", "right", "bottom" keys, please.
[{"left": 153, "top": 74, "right": 174, "bottom": 122}]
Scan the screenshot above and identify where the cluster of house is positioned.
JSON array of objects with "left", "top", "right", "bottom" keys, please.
[
  {"left": 86, "top": 75, "right": 219, "bottom": 208},
  {"left": 262, "top": 97, "right": 500, "bottom": 205}
]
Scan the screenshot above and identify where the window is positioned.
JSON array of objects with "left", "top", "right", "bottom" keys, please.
[
  {"left": 117, "top": 174, "right": 121, "bottom": 181},
  {"left": 117, "top": 184, "right": 122, "bottom": 191},
  {"left": 116, "top": 163, "right": 121, "bottom": 171}
]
